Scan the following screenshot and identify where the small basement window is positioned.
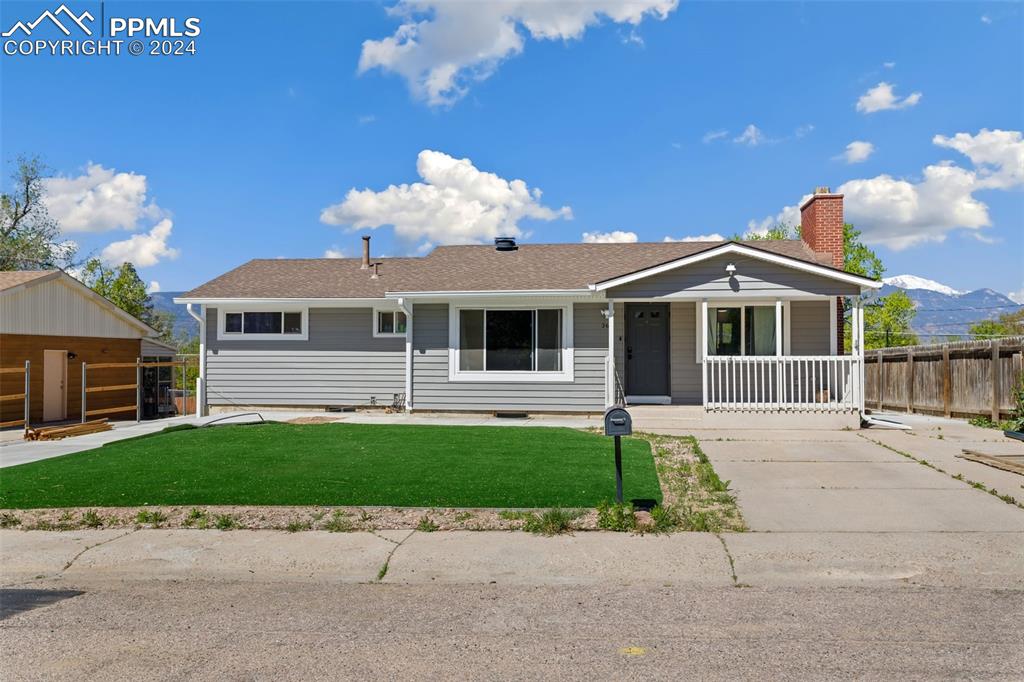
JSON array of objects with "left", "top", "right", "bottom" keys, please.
[{"left": 375, "top": 310, "right": 407, "bottom": 337}]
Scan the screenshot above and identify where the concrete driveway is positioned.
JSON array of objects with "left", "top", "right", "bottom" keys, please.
[{"left": 700, "top": 427, "right": 1024, "bottom": 532}]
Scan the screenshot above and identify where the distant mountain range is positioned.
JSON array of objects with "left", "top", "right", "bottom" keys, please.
[
  {"left": 150, "top": 291, "right": 197, "bottom": 340},
  {"left": 873, "top": 275, "right": 1022, "bottom": 341}
]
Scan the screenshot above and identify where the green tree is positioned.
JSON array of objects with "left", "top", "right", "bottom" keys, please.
[
  {"left": 80, "top": 259, "right": 174, "bottom": 340},
  {"left": 737, "top": 222, "right": 883, "bottom": 281},
  {"left": 969, "top": 309, "right": 1024, "bottom": 339},
  {"left": 863, "top": 290, "right": 918, "bottom": 349},
  {"left": 0, "top": 155, "right": 77, "bottom": 270}
]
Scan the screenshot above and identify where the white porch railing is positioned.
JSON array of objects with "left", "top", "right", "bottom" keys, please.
[{"left": 704, "top": 355, "right": 860, "bottom": 412}]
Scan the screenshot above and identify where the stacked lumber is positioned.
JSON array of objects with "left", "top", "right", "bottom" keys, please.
[{"left": 25, "top": 419, "right": 112, "bottom": 441}]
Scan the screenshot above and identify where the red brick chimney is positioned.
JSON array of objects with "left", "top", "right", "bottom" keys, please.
[{"left": 800, "top": 187, "right": 845, "bottom": 353}]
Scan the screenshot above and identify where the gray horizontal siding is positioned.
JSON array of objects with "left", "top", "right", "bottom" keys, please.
[
  {"left": 411, "top": 303, "right": 607, "bottom": 412},
  {"left": 205, "top": 307, "right": 405, "bottom": 406},
  {"left": 790, "top": 300, "right": 831, "bottom": 355},
  {"left": 606, "top": 254, "right": 860, "bottom": 298},
  {"left": 670, "top": 302, "right": 701, "bottom": 404}
]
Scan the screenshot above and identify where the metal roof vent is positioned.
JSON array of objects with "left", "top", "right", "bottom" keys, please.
[{"left": 494, "top": 236, "right": 518, "bottom": 252}]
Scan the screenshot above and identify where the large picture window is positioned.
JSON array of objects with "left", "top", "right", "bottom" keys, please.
[
  {"left": 707, "top": 305, "right": 777, "bottom": 356},
  {"left": 457, "top": 308, "right": 564, "bottom": 373}
]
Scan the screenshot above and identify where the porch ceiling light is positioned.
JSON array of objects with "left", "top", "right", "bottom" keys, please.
[{"left": 725, "top": 262, "right": 737, "bottom": 275}]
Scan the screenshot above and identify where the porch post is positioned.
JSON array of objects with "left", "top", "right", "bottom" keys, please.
[
  {"left": 857, "top": 298, "right": 866, "bottom": 413},
  {"left": 829, "top": 297, "right": 838, "bottom": 355},
  {"left": 606, "top": 301, "right": 615, "bottom": 406},
  {"left": 700, "top": 299, "right": 708, "bottom": 408},
  {"left": 400, "top": 298, "right": 413, "bottom": 412},
  {"left": 775, "top": 299, "right": 783, "bottom": 408}
]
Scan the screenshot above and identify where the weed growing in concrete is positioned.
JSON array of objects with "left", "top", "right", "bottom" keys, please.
[
  {"left": 135, "top": 509, "right": 167, "bottom": 527},
  {"left": 81, "top": 510, "right": 104, "bottom": 528},
  {"left": 416, "top": 515, "right": 439, "bottom": 532},
  {"left": 650, "top": 505, "right": 681, "bottom": 532},
  {"left": 322, "top": 510, "right": 353, "bottom": 532},
  {"left": 57, "top": 510, "right": 77, "bottom": 530}
]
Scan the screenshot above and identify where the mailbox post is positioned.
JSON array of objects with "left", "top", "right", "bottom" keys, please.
[{"left": 603, "top": 407, "right": 632, "bottom": 504}]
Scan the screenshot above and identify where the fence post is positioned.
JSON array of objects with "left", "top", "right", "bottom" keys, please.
[
  {"left": 24, "top": 360, "right": 30, "bottom": 432},
  {"left": 81, "top": 362, "right": 87, "bottom": 424},
  {"left": 876, "top": 350, "right": 884, "bottom": 411},
  {"left": 906, "top": 350, "right": 914, "bottom": 414},
  {"left": 942, "top": 344, "right": 951, "bottom": 418},
  {"left": 991, "top": 340, "right": 1001, "bottom": 422},
  {"left": 136, "top": 358, "right": 142, "bottom": 423}
]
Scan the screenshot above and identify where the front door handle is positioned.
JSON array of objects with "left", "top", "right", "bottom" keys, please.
[{"left": 627, "top": 346, "right": 633, "bottom": 360}]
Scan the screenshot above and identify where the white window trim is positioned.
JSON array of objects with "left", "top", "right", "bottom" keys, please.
[
  {"left": 703, "top": 301, "right": 784, "bottom": 358},
  {"left": 372, "top": 307, "right": 408, "bottom": 338},
  {"left": 217, "top": 305, "right": 308, "bottom": 341},
  {"left": 447, "top": 303, "right": 575, "bottom": 383}
]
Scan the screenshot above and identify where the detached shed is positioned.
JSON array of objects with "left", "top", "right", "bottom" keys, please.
[{"left": 0, "top": 270, "right": 160, "bottom": 425}]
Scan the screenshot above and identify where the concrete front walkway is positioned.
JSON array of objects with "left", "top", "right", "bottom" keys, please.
[{"left": 699, "top": 423, "right": 1024, "bottom": 532}]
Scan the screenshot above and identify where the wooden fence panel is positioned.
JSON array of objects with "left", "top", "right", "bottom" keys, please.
[{"left": 864, "top": 337, "right": 1023, "bottom": 419}]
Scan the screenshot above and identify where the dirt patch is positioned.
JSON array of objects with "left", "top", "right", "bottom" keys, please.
[{"left": 284, "top": 416, "right": 344, "bottom": 425}]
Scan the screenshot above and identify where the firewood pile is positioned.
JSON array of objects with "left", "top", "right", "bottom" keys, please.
[{"left": 24, "top": 419, "right": 112, "bottom": 441}]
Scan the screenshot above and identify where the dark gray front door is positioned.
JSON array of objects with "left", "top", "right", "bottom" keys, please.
[{"left": 625, "top": 303, "right": 670, "bottom": 396}]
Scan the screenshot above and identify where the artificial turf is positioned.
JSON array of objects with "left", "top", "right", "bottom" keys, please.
[{"left": 0, "top": 422, "right": 662, "bottom": 509}]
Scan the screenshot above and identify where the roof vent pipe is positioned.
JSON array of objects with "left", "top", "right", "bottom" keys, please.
[
  {"left": 494, "top": 236, "right": 518, "bottom": 252},
  {"left": 361, "top": 236, "right": 371, "bottom": 269},
  {"left": 370, "top": 262, "right": 380, "bottom": 279}
]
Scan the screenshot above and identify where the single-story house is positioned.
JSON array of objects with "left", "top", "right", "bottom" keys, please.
[
  {"left": 0, "top": 269, "right": 171, "bottom": 425},
  {"left": 176, "top": 189, "right": 881, "bottom": 418}
]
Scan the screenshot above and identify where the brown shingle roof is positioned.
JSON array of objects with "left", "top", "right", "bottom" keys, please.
[
  {"left": 180, "top": 240, "right": 836, "bottom": 299},
  {"left": 0, "top": 270, "right": 58, "bottom": 292}
]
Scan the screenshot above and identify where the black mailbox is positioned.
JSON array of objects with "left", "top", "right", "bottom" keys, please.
[{"left": 604, "top": 406, "right": 632, "bottom": 437}]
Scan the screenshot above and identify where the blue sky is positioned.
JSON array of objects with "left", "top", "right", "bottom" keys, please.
[{"left": 1, "top": 1, "right": 1021, "bottom": 297}]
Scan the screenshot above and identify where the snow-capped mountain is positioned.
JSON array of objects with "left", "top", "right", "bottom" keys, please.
[
  {"left": 870, "top": 275, "right": 1022, "bottom": 341},
  {"left": 882, "top": 274, "right": 964, "bottom": 296}
]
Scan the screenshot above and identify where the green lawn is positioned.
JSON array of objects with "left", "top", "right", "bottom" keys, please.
[{"left": 0, "top": 423, "right": 661, "bottom": 509}]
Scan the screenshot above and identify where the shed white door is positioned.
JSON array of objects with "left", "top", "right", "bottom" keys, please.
[{"left": 43, "top": 350, "right": 68, "bottom": 422}]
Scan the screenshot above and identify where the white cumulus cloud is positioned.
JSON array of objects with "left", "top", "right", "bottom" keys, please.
[
  {"left": 324, "top": 246, "right": 346, "bottom": 258},
  {"left": 581, "top": 230, "right": 638, "bottom": 243},
  {"left": 147, "top": 281, "right": 161, "bottom": 293},
  {"left": 838, "top": 140, "right": 876, "bottom": 164},
  {"left": 42, "top": 163, "right": 163, "bottom": 233},
  {"left": 358, "top": 1, "right": 678, "bottom": 106},
  {"left": 856, "top": 82, "right": 922, "bottom": 113},
  {"left": 663, "top": 233, "right": 725, "bottom": 242},
  {"left": 100, "top": 219, "right": 180, "bottom": 267},
  {"left": 750, "top": 129, "right": 1023, "bottom": 250},
  {"left": 702, "top": 129, "right": 728, "bottom": 144},
  {"left": 320, "top": 150, "right": 572, "bottom": 248},
  {"left": 1009, "top": 288, "right": 1024, "bottom": 304}
]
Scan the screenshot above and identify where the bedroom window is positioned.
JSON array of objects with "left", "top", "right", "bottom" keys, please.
[
  {"left": 374, "top": 310, "right": 407, "bottom": 337},
  {"left": 219, "top": 310, "right": 306, "bottom": 340},
  {"left": 457, "top": 308, "right": 563, "bottom": 372},
  {"left": 706, "top": 305, "right": 777, "bottom": 356}
]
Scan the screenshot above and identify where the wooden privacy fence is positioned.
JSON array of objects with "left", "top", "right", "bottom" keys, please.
[
  {"left": 864, "top": 337, "right": 1024, "bottom": 420},
  {"left": 0, "top": 362, "right": 30, "bottom": 430},
  {"left": 81, "top": 359, "right": 186, "bottom": 423}
]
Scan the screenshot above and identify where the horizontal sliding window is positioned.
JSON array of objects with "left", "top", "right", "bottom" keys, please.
[
  {"left": 223, "top": 311, "right": 302, "bottom": 336},
  {"left": 375, "top": 310, "right": 407, "bottom": 337},
  {"left": 458, "top": 308, "right": 562, "bottom": 372}
]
